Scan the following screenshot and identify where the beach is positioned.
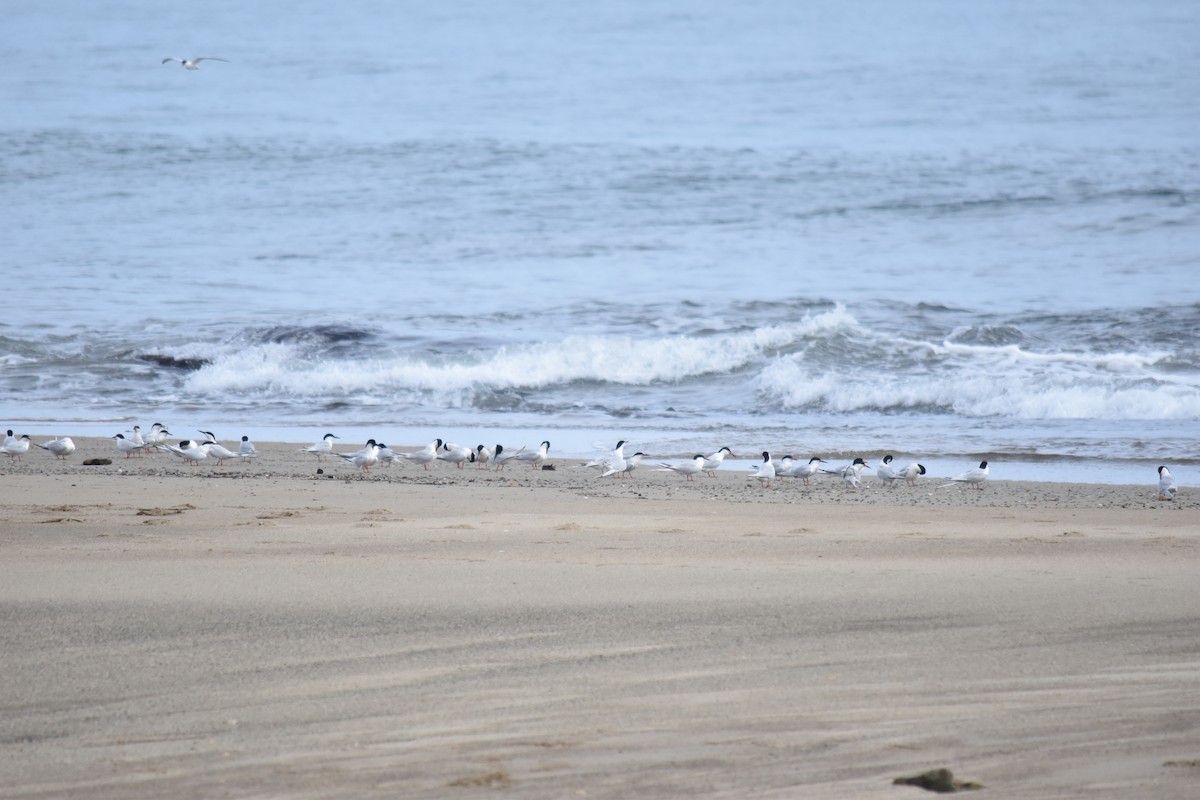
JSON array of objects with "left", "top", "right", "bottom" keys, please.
[
  {"left": 7, "top": 1, "right": 1198, "bottom": 796},
  {"left": 1, "top": 439, "right": 1197, "bottom": 798}
]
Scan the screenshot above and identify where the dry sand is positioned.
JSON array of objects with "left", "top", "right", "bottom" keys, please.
[{"left": 1, "top": 439, "right": 1197, "bottom": 798}]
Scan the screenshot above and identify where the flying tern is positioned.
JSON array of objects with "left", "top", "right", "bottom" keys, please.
[{"left": 162, "top": 56, "right": 229, "bottom": 70}]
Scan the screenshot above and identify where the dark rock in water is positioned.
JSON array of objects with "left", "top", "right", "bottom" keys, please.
[
  {"left": 138, "top": 353, "right": 210, "bottom": 370},
  {"left": 254, "top": 324, "right": 374, "bottom": 345},
  {"left": 893, "top": 768, "right": 983, "bottom": 793},
  {"left": 82, "top": 458, "right": 112, "bottom": 466}
]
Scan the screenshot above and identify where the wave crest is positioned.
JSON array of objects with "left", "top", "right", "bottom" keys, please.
[
  {"left": 757, "top": 341, "right": 1200, "bottom": 420},
  {"left": 187, "top": 307, "right": 858, "bottom": 402}
]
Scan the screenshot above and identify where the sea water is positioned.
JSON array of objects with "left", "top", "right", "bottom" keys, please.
[{"left": 2, "top": 0, "right": 1198, "bottom": 485}]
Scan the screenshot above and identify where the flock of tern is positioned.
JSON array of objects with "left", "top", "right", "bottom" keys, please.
[
  {"left": 0, "top": 428, "right": 1180, "bottom": 499},
  {"left": 298, "top": 435, "right": 554, "bottom": 474}
]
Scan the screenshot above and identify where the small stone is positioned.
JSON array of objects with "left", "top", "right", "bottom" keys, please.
[{"left": 893, "top": 767, "right": 983, "bottom": 793}]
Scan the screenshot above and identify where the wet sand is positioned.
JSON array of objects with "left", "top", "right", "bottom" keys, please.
[{"left": 1, "top": 440, "right": 1197, "bottom": 798}]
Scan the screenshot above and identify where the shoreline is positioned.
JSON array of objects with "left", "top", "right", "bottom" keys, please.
[
  {"left": 0, "top": 437, "right": 1190, "bottom": 510},
  {"left": 1, "top": 439, "right": 1197, "bottom": 798},
  {"left": 5, "top": 423, "right": 1194, "bottom": 486}
]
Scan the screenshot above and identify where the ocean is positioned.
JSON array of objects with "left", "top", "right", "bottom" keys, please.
[{"left": 2, "top": 0, "right": 1198, "bottom": 485}]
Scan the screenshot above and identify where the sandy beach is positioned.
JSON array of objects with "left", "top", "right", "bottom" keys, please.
[{"left": 1, "top": 439, "right": 1197, "bottom": 798}]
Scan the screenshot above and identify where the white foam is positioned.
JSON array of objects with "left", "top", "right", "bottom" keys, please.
[
  {"left": 187, "top": 307, "right": 858, "bottom": 401},
  {"left": 757, "top": 352, "right": 1200, "bottom": 420}
]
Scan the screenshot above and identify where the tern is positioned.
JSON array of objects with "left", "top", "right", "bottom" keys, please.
[
  {"left": 513, "top": 440, "right": 551, "bottom": 471},
  {"left": 34, "top": 436, "right": 76, "bottom": 460},
  {"left": 598, "top": 455, "right": 627, "bottom": 479},
  {"left": 492, "top": 444, "right": 525, "bottom": 470},
  {"left": 474, "top": 444, "right": 494, "bottom": 468},
  {"left": 205, "top": 441, "right": 247, "bottom": 465},
  {"left": 2, "top": 429, "right": 13, "bottom": 447},
  {"left": 618, "top": 452, "right": 646, "bottom": 478},
  {"left": 586, "top": 440, "right": 627, "bottom": 475},
  {"left": 1, "top": 434, "right": 31, "bottom": 461},
  {"left": 239, "top": 435, "right": 257, "bottom": 458},
  {"left": 336, "top": 439, "right": 380, "bottom": 473},
  {"left": 749, "top": 451, "right": 776, "bottom": 488},
  {"left": 587, "top": 439, "right": 627, "bottom": 464},
  {"left": 158, "top": 439, "right": 214, "bottom": 465},
  {"left": 398, "top": 439, "right": 443, "bottom": 471},
  {"left": 877, "top": 454, "right": 899, "bottom": 485},
  {"left": 820, "top": 460, "right": 868, "bottom": 479},
  {"left": 162, "top": 56, "right": 229, "bottom": 70},
  {"left": 897, "top": 462, "right": 926, "bottom": 487},
  {"left": 701, "top": 446, "right": 734, "bottom": 478},
  {"left": 111, "top": 433, "right": 144, "bottom": 459},
  {"left": 779, "top": 455, "right": 824, "bottom": 485},
  {"left": 942, "top": 460, "right": 989, "bottom": 490},
  {"left": 302, "top": 433, "right": 339, "bottom": 462},
  {"left": 824, "top": 457, "right": 870, "bottom": 490},
  {"left": 129, "top": 425, "right": 147, "bottom": 450},
  {"left": 197, "top": 433, "right": 247, "bottom": 466},
  {"left": 597, "top": 447, "right": 628, "bottom": 479},
  {"left": 376, "top": 443, "right": 399, "bottom": 467},
  {"left": 656, "top": 454, "right": 707, "bottom": 482},
  {"left": 1157, "top": 465, "right": 1177, "bottom": 501},
  {"left": 145, "top": 422, "right": 171, "bottom": 452},
  {"left": 437, "top": 442, "right": 475, "bottom": 469},
  {"left": 207, "top": 441, "right": 245, "bottom": 465}
]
